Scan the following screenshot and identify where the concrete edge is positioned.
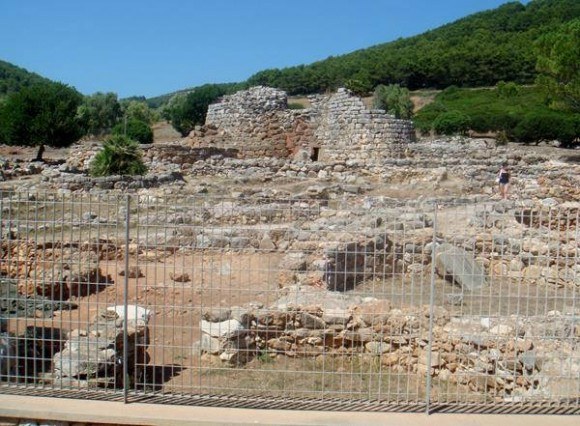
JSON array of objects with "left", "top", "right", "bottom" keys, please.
[{"left": 0, "top": 395, "right": 579, "bottom": 426}]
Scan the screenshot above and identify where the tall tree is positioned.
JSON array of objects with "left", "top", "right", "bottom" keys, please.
[
  {"left": 535, "top": 18, "right": 580, "bottom": 112},
  {"left": 0, "top": 82, "right": 84, "bottom": 161},
  {"left": 122, "top": 100, "right": 157, "bottom": 124},
  {"left": 77, "top": 92, "right": 122, "bottom": 136}
]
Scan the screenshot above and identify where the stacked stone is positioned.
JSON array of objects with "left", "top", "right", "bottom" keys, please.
[
  {"left": 515, "top": 203, "right": 579, "bottom": 231},
  {"left": 49, "top": 305, "right": 150, "bottom": 388},
  {"left": 195, "top": 86, "right": 298, "bottom": 159},
  {"left": 197, "top": 291, "right": 579, "bottom": 400},
  {"left": 1, "top": 239, "right": 117, "bottom": 300},
  {"left": 310, "top": 88, "right": 415, "bottom": 162},
  {"left": 188, "top": 86, "right": 415, "bottom": 162}
]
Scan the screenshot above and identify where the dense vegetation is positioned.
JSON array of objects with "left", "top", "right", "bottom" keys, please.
[
  {"left": 0, "top": 60, "right": 51, "bottom": 97},
  {"left": 161, "top": 84, "right": 241, "bottom": 136},
  {"left": 414, "top": 84, "right": 579, "bottom": 145},
  {"left": 0, "top": 82, "right": 84, "bottom": 160},
  {"left": 0, "top": 0, "right": 578, "bottom": 147},
  {"left": 246, "top": 0, "right": 580, "bottom": 95},
  {"left": 535, "top": 18, "right": 580, "bottom": 112},
  {"left": 373, "top": 84, "right": 414, "bottom": 119},
  {"left": 112, "top": 119, "right": 153, "bottom": 144},
  {"left": 89, "top": 135, "right": 147, "bottom": 177}
]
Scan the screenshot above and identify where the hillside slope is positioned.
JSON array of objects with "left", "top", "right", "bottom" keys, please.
[
  {"left": 0, "top": 60, "right": 52, "bottom": 97},
  {"left": 246, "top": 0, "right": 580, "bottom": 95}
]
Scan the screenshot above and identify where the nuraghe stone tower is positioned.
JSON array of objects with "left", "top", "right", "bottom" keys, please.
[{"left": 186, "top": 86, "right": 415, "bottom": 162}]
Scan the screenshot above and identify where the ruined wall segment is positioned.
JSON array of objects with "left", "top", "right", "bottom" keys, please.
[
  {"left": 187, "top": 86, "right": 414, "bottom": 162},
  {"left": 309, "top": 88, "right": 415, "bottom": 162},
  {"left": 190, "top": 86, "right": 311, "bottom": 158}
]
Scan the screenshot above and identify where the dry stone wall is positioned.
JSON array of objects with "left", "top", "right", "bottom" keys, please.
[
  {"left": 187, "top": 86, "right": 414, "bottom": 162},
  {"left": 198, "top": 286, "right": 580, "bottom": 401},
  {"left": 310, "top": 88, "right": 415, "bottom": 162},
  {"left": 189, "top": 86, "right": 310, "bottom": 158}
]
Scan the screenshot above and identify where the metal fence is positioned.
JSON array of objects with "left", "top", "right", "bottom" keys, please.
[{"left": 0, "top": 191, "right": 578, "bottom": 414}]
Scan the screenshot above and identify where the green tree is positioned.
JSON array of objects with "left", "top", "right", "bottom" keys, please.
[
  {"left": 0, "top": 82, "right": 84, "bottom": 161},
  {"left": 535, "top": 18, "right": 580, "bottom": 112},
  {"left": 432, "top": 110, "right": 471, "bottom": 135},
  {"left": 166, "top": 84, "right": 228, "bottom": 136},
  {"left": 89, "top": 135, "right": 147, "bottom": 177},
  {"left": 372, "top": 84, "right": 414, "bottom": 119},
  {"left": 112, "top": 119, "right": 153, "bottom": 144},
  {"left": 344, "top": 79, "right": 372, "bottom": 97},
  {"left": 77, "top": 92, "right": 122, "bottom": 137},
  {"left": 122, "top": 100, "right": 157, "bottom": 124}
]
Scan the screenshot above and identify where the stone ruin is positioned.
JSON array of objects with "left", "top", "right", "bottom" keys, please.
[
  {"left": 48, "top": 305, "right": 150, "bottom": 389},
  {"left": 0, "top": 304, "right": 150, "bottom": 389},
  {"left": 198, "top": 286, "right": 579, "bottom": 400},
  {"left": 186, "top": 86, "right": 415, "bottom": 162}
]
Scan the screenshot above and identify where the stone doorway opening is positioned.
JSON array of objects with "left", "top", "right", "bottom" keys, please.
[{"left": 311, "top": 147, "right": 320, "bottom": 161}]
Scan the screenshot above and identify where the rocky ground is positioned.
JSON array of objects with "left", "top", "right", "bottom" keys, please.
[{"left": 0, "top": 134, "right": 578, "bottom": 404}]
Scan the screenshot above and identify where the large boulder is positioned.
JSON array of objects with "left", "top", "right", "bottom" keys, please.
[{"left": 435, "top": 243, "right": 486, "bottom": 291}]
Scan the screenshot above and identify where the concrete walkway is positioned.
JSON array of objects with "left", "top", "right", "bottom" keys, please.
[{"left": 0, "top": 395, "right": 578, "bottom": 426}]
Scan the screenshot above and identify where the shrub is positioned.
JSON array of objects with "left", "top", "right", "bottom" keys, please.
[
  {"left": 112, "top": 119, "right": 153, "bottom": 144},
  {"left": 166, "top": 84, "right": 228, "bottom": 136},
  {"left": 496, "top": 81, "right": 521, "bottom": 98},
  {"left": 432, "top": 111, "right": 471, "bottom": 135},
  {"left": 89, "top": 135, "right": 147, "bottom": 177},
  {"left": 373, "top": 84, "right": 414, "bottom": 119},
  {"left": 344, "top": 79, "right": 372, "bottom": 97},
  {"left": 513, "top": 111, "right": 577, "bottom": 145}
]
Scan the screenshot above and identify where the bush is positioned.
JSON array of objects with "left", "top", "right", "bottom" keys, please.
[
  {"left": 469, "top": 111, "right": 521, "bottom": 135},
  {"left": 166, "top": 84, "right": 228, "bottom": 136},
  {"left": 432, "top": 111, "right": 471, "bottom": 135},
  {"left": 496, "top": 81, "right": 521, "bottom": 98},
  {"left": 112, "top": 119, "right": 153, "bottom": 144},
  {"left": 513, "top": 112, "right": 578, "bottom": 145},
  {"left": 89, "top": 135, "right": 147, "bottom": 177},
  {"left": 373, "top": 84, "right": 414, "bottom": 119}
]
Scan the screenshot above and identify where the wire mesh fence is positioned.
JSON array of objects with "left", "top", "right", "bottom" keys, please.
[{"left": 0, "top": 191, "right": 578, "bottom": 412}]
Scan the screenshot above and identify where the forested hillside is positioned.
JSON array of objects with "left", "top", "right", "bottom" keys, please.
[
  {"left": 0, "top": 60, "right": 51, "bottom": 97},
  {"left": 1, "top": 0, "right": 577, "bottom": 145},
  {"left": 246, "top": 0, "right": 580, "bottom": 95}
]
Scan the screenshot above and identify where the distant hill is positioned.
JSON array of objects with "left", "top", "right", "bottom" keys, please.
[
  {"left": 4, "top": 0, "right": 578, "bottom": 107},
  {"left": 0, "top": 60, "right": 52, "bottom": 97},
  {"left": 245, "top": 0, "right": 580, "bottom": 95}
]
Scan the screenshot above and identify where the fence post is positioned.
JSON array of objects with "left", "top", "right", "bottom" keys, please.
[
  {"left": 123, "top": 195, "right": 131, "bottom": 403},
  {"left": 425, "top": 203, "right": 438, "bottom": 414}
]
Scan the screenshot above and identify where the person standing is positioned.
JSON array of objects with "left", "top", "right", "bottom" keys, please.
[{"left": 497, "top": 163, "right": 510, "bottom": 199}]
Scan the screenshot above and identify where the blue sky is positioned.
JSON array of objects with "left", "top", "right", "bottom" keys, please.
[{"left": 1, "top": 0, "right": 526, "bottom": 98}]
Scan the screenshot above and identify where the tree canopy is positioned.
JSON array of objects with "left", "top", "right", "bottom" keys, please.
[
  {"left": 164, "top": 84, "right": 231, "bottom": 136},
  {"left": 77, "top": 92, "right": 122, "bottom": 137},
  {"left": 535, "top": 18, "right": 580, "bottom": 112},
  {"left": 245, "top": 0, "right": 580, "bottom": 95},
  {"left": 0, "top": 60, "right": 51, "bottom": 97},
  {"left": 0, "top": 82, "right": 84, "bottom": 159}
]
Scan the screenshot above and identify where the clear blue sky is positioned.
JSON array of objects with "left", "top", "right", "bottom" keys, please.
[{"left": 0, "top": 0, "right": 526, "bottom": 98}]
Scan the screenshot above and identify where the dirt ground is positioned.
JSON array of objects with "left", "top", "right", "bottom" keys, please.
[{"left": 1, "top": 135, "right": 578, "bottom": 399}]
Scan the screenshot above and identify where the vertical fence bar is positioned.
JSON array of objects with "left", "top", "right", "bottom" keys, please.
[
  {"left": 123, "top": 195, "right": 131, "bottom": 403},
  {"left": 425, "top": 203, "right": 438, "bottom": 414}
]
